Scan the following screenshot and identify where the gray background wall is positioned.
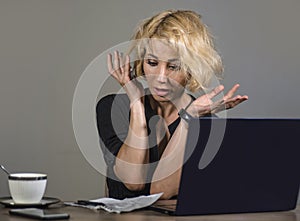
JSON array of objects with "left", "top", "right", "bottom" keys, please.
[{"left": 0, "top": 0, "right": 299, "bottom": 202}]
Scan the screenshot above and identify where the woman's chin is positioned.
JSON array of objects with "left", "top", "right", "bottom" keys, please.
[{"left": 151, "top": 94, "right": 171, "bottom": 102}]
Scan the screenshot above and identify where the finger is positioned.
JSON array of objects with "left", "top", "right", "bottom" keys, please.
[
  {"left": 226, "top": 100, "right": 241, "bottom": 109},
  {"left": 124, "top": 55, "right": 130, "bottom": 75},
  {"left": 227, "top": 95, "right": 248, "bottom": 103},
  {"left": 207, "top": 85, "right": 225, "bottom": 99},
  {"left": 232, "top": 96, "right": 248, "bottom": 106},
  {"left": 212, "top": 95, "right": 241, "bottom": 112},
  {"left": 113, "top": 51, "right": 120, "bottom": 71},
  {"left": 119, "top": 55, "right": 130, "bottom": 83},
  {"left": 107, "top": 53, "right": 114, "bottom": 74},
  {"left": 224, "top": 84, "right": 240, "bottom": 100},
  {"left": 225, "top": 95, "right": 248, "bottom": 109},
  {"left": 119, "top": 52, "right": 125, "bottom": 72},
  {"left": 107, "top": 53, "right": 121, "bottom": 81},
  {"left": 212, "top": 94, "right": 248, "bottom": 113},
  {"left": 241, "top": 95, "right": 249, "bottom": 100}
]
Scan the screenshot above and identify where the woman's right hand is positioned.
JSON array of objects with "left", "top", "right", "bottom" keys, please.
[{"left": 107, "top": 51, "right": 144, "bottom": 104}]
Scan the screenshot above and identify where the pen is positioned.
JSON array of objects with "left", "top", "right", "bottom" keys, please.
[{"left": 76, "top": 200, "right": 105, "bottom": 207}]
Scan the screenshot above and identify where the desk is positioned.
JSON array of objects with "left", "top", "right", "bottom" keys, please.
[{"left": 0, "top": 204, "right": 299, "bottom": 221}]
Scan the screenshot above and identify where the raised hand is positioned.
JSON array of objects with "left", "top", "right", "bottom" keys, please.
[
  {"left": 107, "top": 51, "right": 144, "bottom": 104},
  {"left": 187, "top": 84, "right": 248, "bottom": 117}
]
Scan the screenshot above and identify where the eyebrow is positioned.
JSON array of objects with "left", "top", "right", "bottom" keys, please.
[{"left": 145, "top": 53, "right": 180, "bottom": 63}]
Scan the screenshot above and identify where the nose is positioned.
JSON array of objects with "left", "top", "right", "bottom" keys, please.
[{"left": 157, "top": 64, "right": 168, "bottom": 83}]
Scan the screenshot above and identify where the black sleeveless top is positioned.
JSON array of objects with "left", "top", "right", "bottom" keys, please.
[{"left": 96, "top": 93, "right": 182, "bottom": 199}]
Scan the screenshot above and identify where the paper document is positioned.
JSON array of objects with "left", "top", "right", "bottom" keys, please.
[{"left": 64, "top": 192, "right": 163, "bottom": 213}]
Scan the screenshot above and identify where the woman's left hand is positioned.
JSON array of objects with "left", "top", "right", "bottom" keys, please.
[{"left": 187, "top": 84, "right": 248, "bottom": 117}]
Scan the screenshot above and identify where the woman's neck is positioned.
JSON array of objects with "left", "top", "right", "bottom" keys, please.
[{"left": 148, "top": 93, "right": 192, "bottom": 125}]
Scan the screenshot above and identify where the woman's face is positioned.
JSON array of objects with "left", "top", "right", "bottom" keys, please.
[{"left": 143, "top": 40, "right": 187, "bottom": 103}]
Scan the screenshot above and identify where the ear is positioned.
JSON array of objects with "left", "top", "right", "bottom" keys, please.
[
  {"left": 184, "top": 72, "right": 192, "bottom": 86},
  {"left": 187, "top": 72, "right": 192, "bottom": 80}
]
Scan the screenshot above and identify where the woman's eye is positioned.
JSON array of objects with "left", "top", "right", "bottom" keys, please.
[
  {"left": 146, "top": 60, "right": 158, "bottom": 67},
  {"left": 168, "top": 64, "right": 180, "bottom": 71}
]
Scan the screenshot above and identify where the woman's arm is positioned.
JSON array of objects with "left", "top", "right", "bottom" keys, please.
[
  {"left": 113, "top": 100, "right": 149, "bottom": 191},
  {"left": 150, "top": 120, "right": 189, "bottom": 199},
  {"left": 107, "top": 52, "right": 150, "bottom": 191}
]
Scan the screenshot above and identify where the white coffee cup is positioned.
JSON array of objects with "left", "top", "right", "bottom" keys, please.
[{"left": 8, "top": 173, "right": 47, "bottom": 204}]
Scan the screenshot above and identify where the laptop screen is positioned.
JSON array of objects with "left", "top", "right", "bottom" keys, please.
[{"left": 174, "top": 118, "right": 300, "bottom": 216}]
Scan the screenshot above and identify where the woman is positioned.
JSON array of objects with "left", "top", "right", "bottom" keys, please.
[{"left": 97, "top": 9, "right": 248, "bottom": 199}]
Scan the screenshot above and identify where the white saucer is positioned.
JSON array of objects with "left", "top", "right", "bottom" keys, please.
[{"left": 0, "top": 197, "right": 60, "bottom": 208}]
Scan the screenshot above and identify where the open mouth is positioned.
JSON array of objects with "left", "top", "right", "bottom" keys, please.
[{"left": 153, "top": 87, "right": 170, "bottom": 96}]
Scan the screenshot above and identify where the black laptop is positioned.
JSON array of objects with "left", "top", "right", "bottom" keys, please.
[{"left": 150, "top": 118, "right": 300, "bottom": 216}]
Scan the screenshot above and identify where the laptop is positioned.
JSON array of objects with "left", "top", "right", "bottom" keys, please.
[{"left": 150, "top": 118, "right": 300, "bottom": 216}]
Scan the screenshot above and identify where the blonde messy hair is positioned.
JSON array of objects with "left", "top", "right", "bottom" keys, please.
[{"left": 130, "top": 9, "right": 223, "bottom": 92}]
